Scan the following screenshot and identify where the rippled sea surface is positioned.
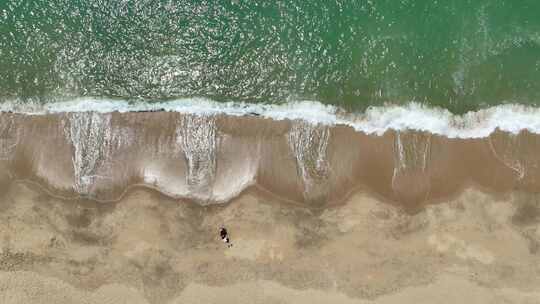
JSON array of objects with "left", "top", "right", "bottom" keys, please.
[{"left": 1, "top": 0, "right": 539, "bottom": 113}]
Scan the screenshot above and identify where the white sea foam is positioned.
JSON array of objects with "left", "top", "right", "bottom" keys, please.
[{"left": 1, "top": 98, "right": 540, "bottom": 138}]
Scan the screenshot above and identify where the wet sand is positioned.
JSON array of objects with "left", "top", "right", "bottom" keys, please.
[
  {"left": 1, "top": 182, "right": 539, "bottom": 303},
  {"left": 1, "top": 112, "right": 540, "bottom": 210}
]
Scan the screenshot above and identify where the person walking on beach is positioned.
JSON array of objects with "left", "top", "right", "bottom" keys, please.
[{"left": 219, "top": 227, "right": 232, "bottom": 248}]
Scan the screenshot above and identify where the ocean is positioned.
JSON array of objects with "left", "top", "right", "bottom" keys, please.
[{"left": 1, "top": 0, "right": 540, "bottom": 114}]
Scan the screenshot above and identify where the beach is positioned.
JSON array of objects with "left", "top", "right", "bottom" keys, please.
[
  {"left": 0, "top": 110, "right": 540, "bottom": 303},
  {"left": 1, "top": 181, "right": 539, "bottom": 303}
]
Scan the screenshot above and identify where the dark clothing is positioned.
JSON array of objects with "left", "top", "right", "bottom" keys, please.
[
  {"left": 220, "top": 228, "right": 228, "bottom": 240},
  {"left": 220, "top": 228, "right": 232, "bottom": 247}
]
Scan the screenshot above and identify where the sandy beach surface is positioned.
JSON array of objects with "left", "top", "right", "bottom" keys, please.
[{"left": 1, "top": 181, "right": 539, "bottom": 303}]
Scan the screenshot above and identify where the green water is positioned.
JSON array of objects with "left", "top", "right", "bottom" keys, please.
[{"left": 1, "top": 0, "right": 539, "bottom": 113}]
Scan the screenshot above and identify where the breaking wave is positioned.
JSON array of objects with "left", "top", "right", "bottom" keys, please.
[{"left": 1, "top": 98, "right": 540, "bottom": 138}]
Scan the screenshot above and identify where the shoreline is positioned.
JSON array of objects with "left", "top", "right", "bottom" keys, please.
[
  {"left": 2, "top": 99, "right": 540, "bottom": 138},
  {"left": 1, "top": 111, "right": 539, "bottom": 211}
]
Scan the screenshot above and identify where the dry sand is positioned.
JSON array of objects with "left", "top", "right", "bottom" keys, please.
[{"left": 1, "top": 182, "right": 539, "bottom": 303}]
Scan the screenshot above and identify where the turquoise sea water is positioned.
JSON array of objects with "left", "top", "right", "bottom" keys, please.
[{"left": 1, "top": 0, "right": 539, "bottom": 113}]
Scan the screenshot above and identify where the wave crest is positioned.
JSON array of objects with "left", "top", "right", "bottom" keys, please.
[{"left": 1, "top": 98, "right": 539, "bottom": 138}]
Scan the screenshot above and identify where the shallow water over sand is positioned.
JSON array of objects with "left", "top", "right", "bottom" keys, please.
[{"left": 1, "top": 111, "right": 540, "bottom": 212}]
